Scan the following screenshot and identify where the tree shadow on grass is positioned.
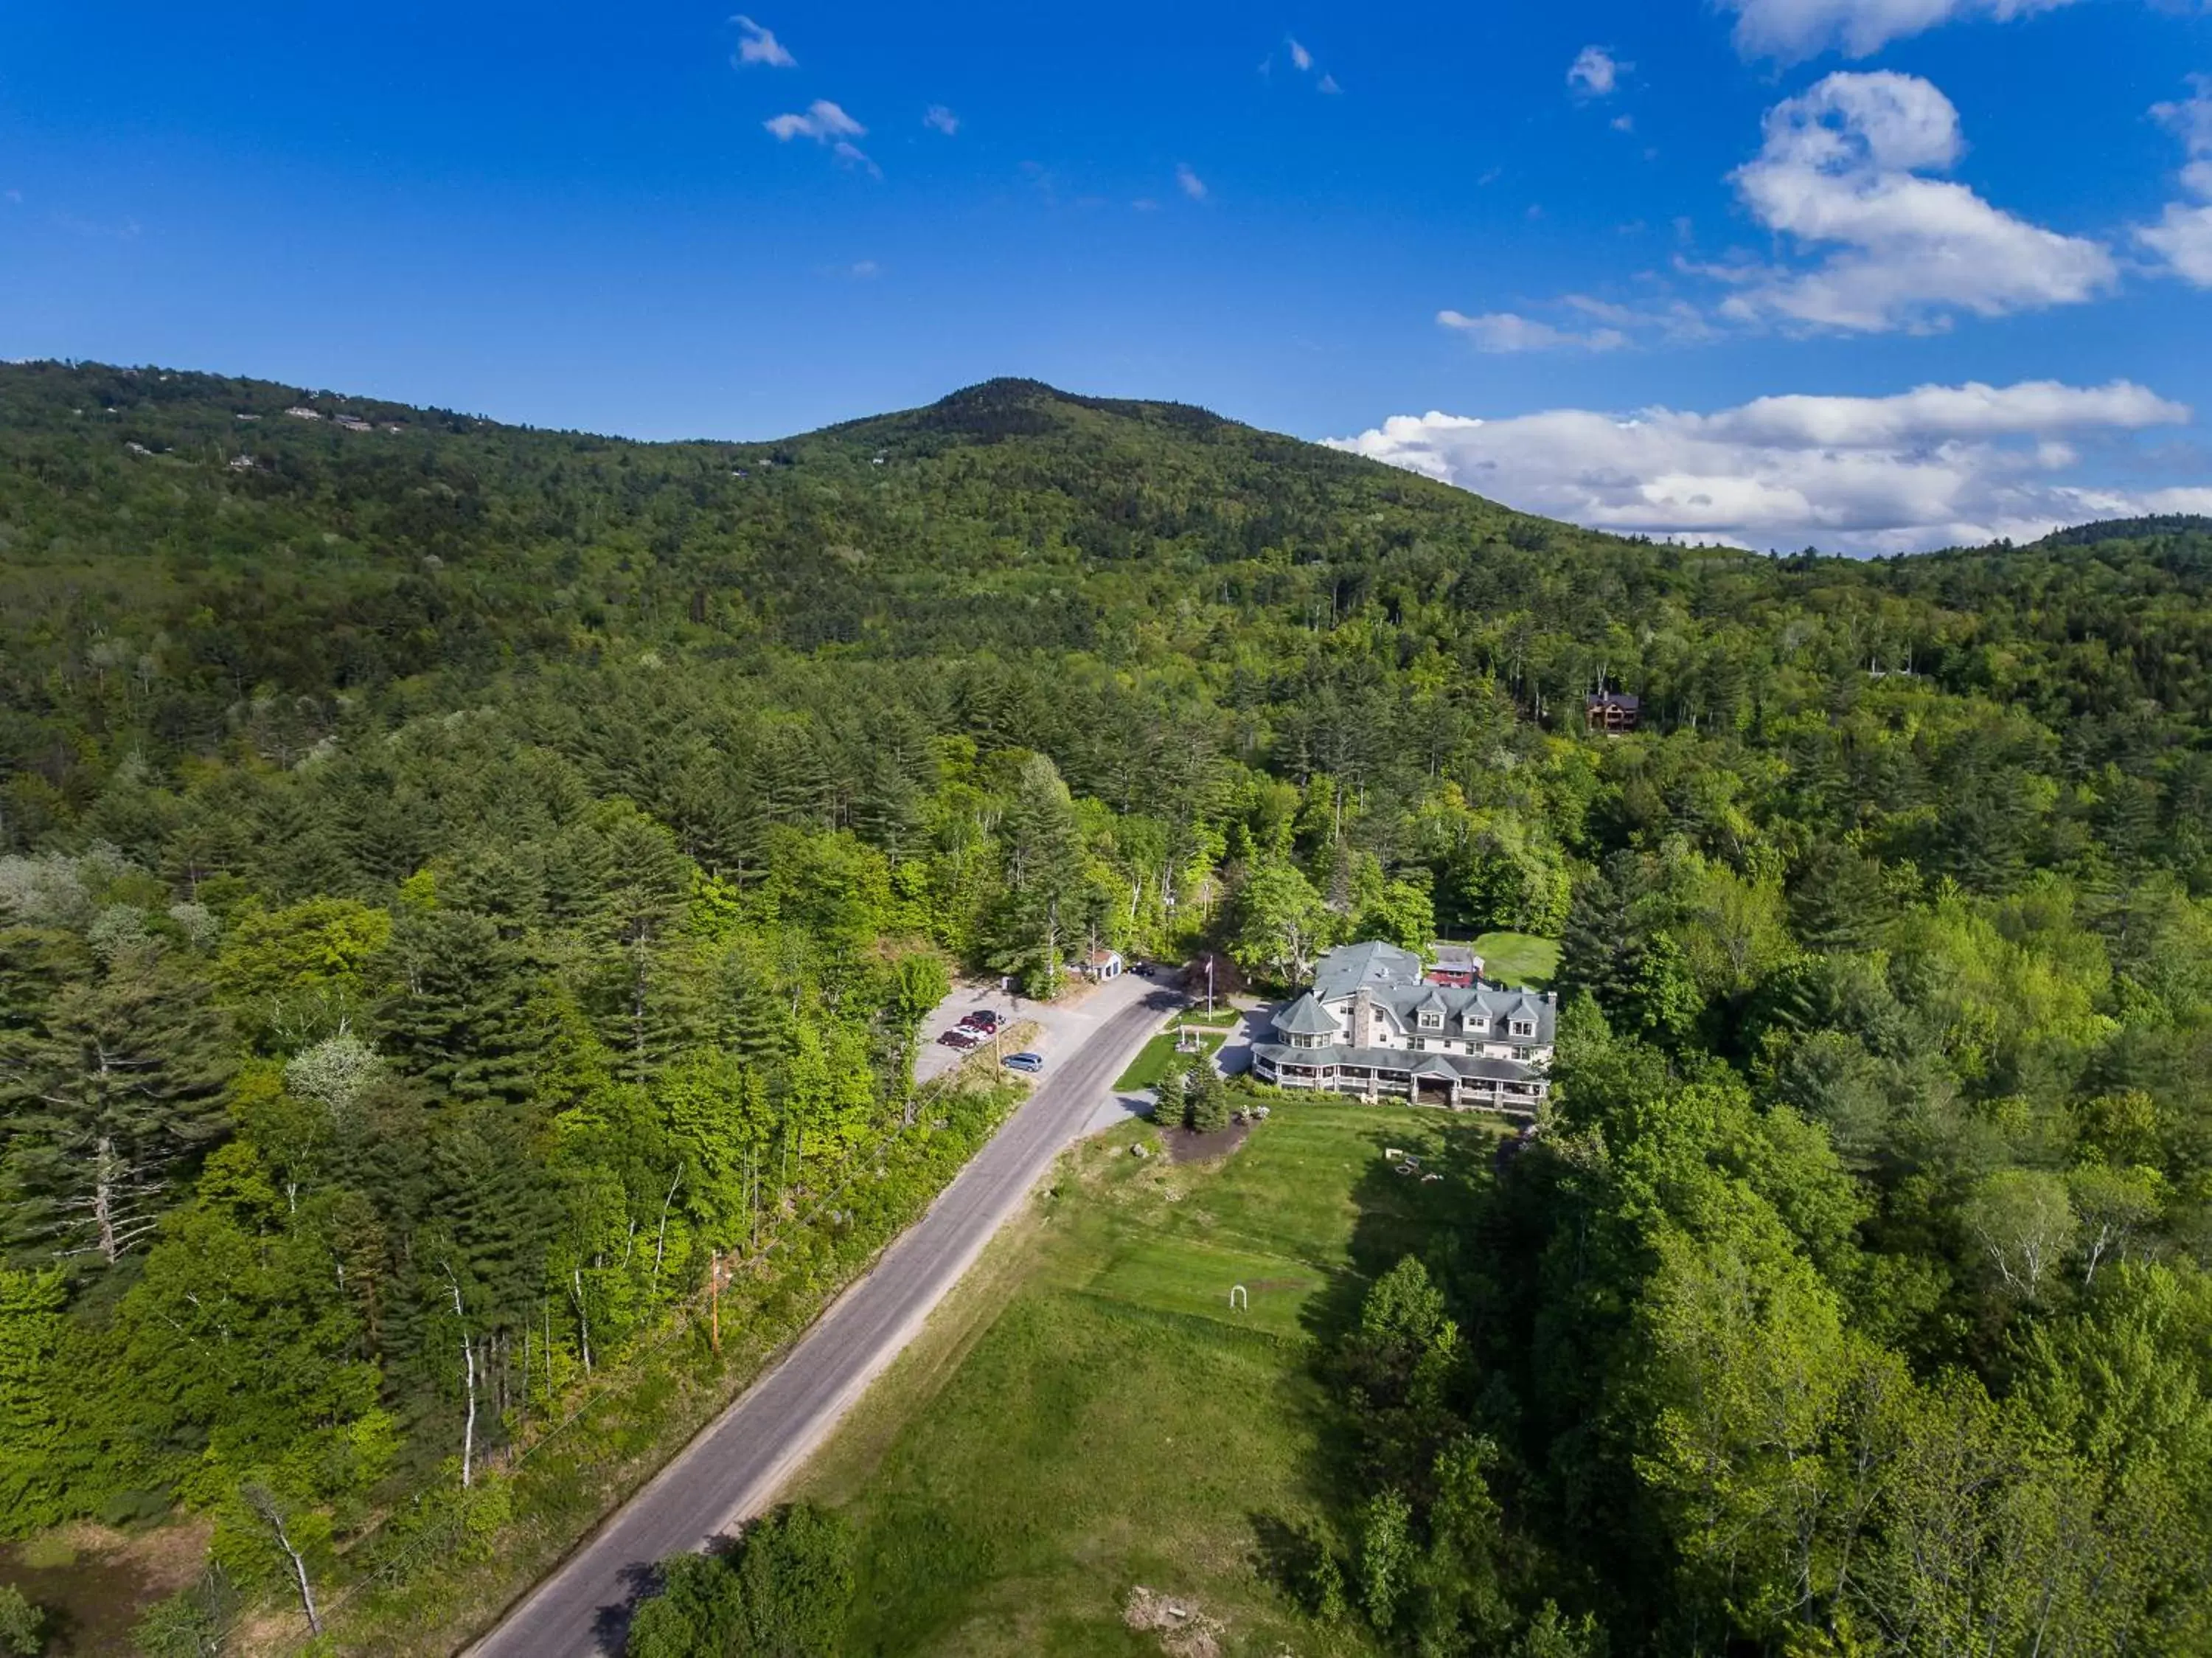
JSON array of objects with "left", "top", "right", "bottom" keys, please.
[
  {"left": 1271, "top": 1113, "right": 1510, "bottom": 1551},
  {"left": 1295, "top": 1114, "right": 1502, "bottom": 1351},
  {"left": 1245, "top": 1508, "right": 1337, "bottom": 1614}
]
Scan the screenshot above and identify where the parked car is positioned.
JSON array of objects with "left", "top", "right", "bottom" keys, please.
[
  {"left": 959, "top": 1010, "right": 1002, "bottom": 1032},
  {"left": 1002, "top": 1052, "right": 1045, "bottom": 1073},
  {"left": 936, "top": 1029, "right": 981, "bottom": 1050}
]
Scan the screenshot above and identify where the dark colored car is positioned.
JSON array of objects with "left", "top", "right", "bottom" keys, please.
[
  {"left": 937, "top": 1029, "right": 981, "bottom": 1049},
  {"left": 1002, "top": 1052, "right": 1044, "bottom": 1073},
  {"left": 960, "top": 1009, "right": 1003, "bottom": 1032}
]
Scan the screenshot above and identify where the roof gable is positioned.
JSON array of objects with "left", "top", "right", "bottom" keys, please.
[
  {"left": 1311, "top": 940, "right": 1425, "bottom": 1001},
  {"left": 1273, "top": 993, "right": 1342, "bottom": 1037}
]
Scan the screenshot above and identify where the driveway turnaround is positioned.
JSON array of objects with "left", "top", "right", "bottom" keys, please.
[{"left": 467, "top": 969, "right": 1179, "bottom": 1658}]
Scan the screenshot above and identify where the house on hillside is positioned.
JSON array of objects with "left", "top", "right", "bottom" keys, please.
[
  {"left": 1585, "top": 692, "right": 1640, "bottom": 734},
  {"left": 1251, "top": 940, "right": 1555, "bottom": 1116}
]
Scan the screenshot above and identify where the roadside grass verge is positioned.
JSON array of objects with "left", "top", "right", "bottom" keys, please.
[
  {"left": 1113, "top": 1030, "right": 1226, "bottom": 1091},
  {"left": 305, "top": 1053, "right": 1034, "bottom": 1657},
  {"left": 791, "top": 1100, "right": 1509, "bottom": 1657},
  {"left": 1469, "top": 931, "right": 1562, "bottom": 988}
]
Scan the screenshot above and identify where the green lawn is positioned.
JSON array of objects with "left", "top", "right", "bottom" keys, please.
[
  {"left": 1112, "top": 1030, "right": 1226, "bottom": 1091},
  {"left": 791, "top": 1101, "right": 1508, "bottom": 1658},
  {"left": 1175, "top": 1005, "right": 1244, "bottom": 1028},
  {"left": 1470, "top": 931, "right": 1562, "bottom": 988}
]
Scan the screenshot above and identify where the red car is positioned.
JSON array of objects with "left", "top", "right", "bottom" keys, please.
[
  {"left": 959, "top": 1010, "right": 1003, "bottom": 1033},
  {"left": 936, "top": 1028, "right": 982, "bottom": 1050}
]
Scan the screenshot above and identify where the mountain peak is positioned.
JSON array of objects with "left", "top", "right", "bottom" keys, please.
[
  {"left": 911, "top": 376, "right": 1228, "bottom": 443},
  {"left": 932, "top": 376, "right": 1075, "bottom": 408}
]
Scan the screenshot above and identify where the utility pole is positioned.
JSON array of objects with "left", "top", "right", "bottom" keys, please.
[
  {"left": 708, "top": 1250, "right": 724, "bottom": 1356},
  {"left": 1206, "top": 956, "right": 1215, "bottom": 1019}
]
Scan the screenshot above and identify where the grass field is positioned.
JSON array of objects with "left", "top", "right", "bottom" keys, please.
[
  {"left": 1470, "top": 931, "right": 1562, "bottom": 988},
  {"left": 791, "top": 1100, "right": 1507, "bottom": 1657},
  {"left": 1112, "top": 1030, "right": 1227, "bottom": 1091},
  {"left": 1175, "top": 1005, "right": 1244, "bottom": 1028}
]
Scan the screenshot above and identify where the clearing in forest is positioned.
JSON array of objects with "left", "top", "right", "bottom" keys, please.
[
  {"left": 1467, "top": 931, "right": 1561, "bottom": 989},
  {"left": 789, "top": 1100, "right": 1508, "bottom": 1657}
]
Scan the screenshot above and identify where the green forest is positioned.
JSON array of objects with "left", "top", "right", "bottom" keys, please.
[{"left": 4, "top": 361, "right": 2212, "bottom": 1654}]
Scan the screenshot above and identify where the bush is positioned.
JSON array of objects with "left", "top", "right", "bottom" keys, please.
[
  {"left": 627, "top": 1502, "right": 855, "bottom": 1658},
  {"left": 0, "top": 1587, "right": 42, "bottom": 1658}
]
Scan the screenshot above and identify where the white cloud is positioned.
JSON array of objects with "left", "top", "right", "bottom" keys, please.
[
  {"left": 1437, "top": 309, "right": 1629, "bottom": 353},
  {"left": 923, "top": 104, "right": 960, "bottom": 136},
  {"left": 2141, "top": 77, "right": 2212, "bottom": 286},
  {"left": 765, "top": 101, "right": 876, "bottom": 173},
  {"left": 1722, "top": 0, "right": 2079, "bottom": 60},
  {"left": 2142, "top": 201, "right": 2212, "bottom": 285},
  {"left": 731, "top": 14, "right": 796, "bottom": 68},
  {"left": 1276, "top": 35, "right": 1338, "bottom": 91},
  {"left": 765, "top": 101, "right": 875, "bottom": 174},
  {"left": 765, "top": 100, "right": 862, "bottom": 142},
  {"left": 1568, "top": 46, "right": 1624, "bottom": 97},
  {"left": 1325, "top": 378, "right": 2192, "bottom": 555},
  {"left": 2155, "top": 75, "right": 2212, "bottom": 159},
  {"left": 1563, "top": 293, "right": 1719, "bottom": 344},
  {"left": 1176, "top": 163, "right": 1208, "bottom": 201},
  {"left": 1723, "top": 72, "right": 2115, "bottom": 331}
]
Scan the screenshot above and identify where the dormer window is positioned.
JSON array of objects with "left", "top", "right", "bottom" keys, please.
[
  {"left": 1512, "top": 1019, "right": 1535, "bottom": 1038},
  {"left": 1418, "top": 1010, "right": 1443, "bottom": 1030}
]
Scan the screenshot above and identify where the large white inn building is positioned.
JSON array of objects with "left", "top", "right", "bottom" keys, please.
[{"left": 1250, "top": 941, "right": 1556, "bottom": 1115}]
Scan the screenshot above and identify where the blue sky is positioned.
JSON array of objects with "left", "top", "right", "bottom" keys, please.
[{"left": 3, "top": 0, "right": 2209, "bottom": 551}]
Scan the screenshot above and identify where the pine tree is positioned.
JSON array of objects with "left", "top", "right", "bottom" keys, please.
[
  {"left": 851, "top": 703, "right": 936, "bottom": 861},
  {"left": 251, "top": 790, "right": 360, "bottom": 903},
  {"left": 377, "top": 908, "right": 538, "bottom": 1105},
  {"left": 990, "top": 755, "right": 1087, "bottom": 996},
  {"left": 0, "top": 940, "right": 233, "bottom": 1267},
  {"left": 712, "top": 943, "right": 794, "bottom": 1072},
  {"left": 1555, "top": 854, "right": 1637, "bottom": 1011},
  {"left": 1152, "top": 1065, "right": 1188, "bottom": 1131},
  {"left": 1188, "top": 1058, "right": 1231, "bottom": 1134},
  {"left": 581, "top": 806, "right": 698, "bottom": 1082},
  {"left": 1788, "top": 843, "right": 1891, "bottom": 953}
]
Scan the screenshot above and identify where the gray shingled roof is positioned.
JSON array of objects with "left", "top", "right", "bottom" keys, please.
[
  {"left": 1311, "top": 940, "right": 1425, "bottom": 1002},
  {"left": 1300, "top": 940, "right": 1558, "bottom": 1044},
  {"left": 1272, "top": 992, "right": 1342, "bottom": 1037}
]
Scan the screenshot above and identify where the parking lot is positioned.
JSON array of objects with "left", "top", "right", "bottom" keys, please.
[{"left": 911, "top": 969, "right": 1166, "bottom": 1088}]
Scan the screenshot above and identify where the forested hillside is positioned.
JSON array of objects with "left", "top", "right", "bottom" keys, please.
[{"left": 4, "top": 361, "right": 2212, "bottom": 1654}]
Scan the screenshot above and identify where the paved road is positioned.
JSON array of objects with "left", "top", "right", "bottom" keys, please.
[{"left": 467, "top": 970, "right": 1179, "bottom": 1658}]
